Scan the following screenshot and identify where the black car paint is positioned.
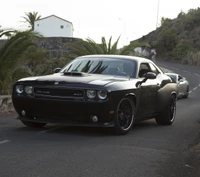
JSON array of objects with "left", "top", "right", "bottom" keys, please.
[{"left": 12, "top": 55, "right": 177, "bottom": 128}]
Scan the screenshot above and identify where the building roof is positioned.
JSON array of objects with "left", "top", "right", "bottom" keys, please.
[{"left": 35, "top": 15, "right": 73, "bottom": 25}]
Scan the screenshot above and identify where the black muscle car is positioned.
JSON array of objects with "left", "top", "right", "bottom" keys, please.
[{"left": 12, "top": 55, "right": 178, "bottom": 135}]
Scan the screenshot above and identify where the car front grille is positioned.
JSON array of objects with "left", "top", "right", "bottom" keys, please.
[{"left": 34, "top": 87, "right": 85, "bottom": 100}]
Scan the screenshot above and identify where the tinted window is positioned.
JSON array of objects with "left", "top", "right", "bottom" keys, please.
[
  {"left": 167, "top": 74, "right": 178, "bottom": 82},
  {"left": 138, "top": 63, "right": 151, "bottom": 78},
  {"left": 149, "top": 63, "right": 160, "bottom": 75},
  {"left": 61, "top": 57, "right": 136, "bottom": 77}
]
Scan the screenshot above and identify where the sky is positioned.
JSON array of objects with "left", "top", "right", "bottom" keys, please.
[{"left": 1, "top": 0, "right": 200, "bottom": 47}]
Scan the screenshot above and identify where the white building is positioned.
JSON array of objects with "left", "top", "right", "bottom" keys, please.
[{"left": 34, "top": 15, "right": 73, "bottom": 37}]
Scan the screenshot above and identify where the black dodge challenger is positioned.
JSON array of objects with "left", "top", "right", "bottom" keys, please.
[{"left": 12, "top": 55, "right": 177, "bottom": 135}]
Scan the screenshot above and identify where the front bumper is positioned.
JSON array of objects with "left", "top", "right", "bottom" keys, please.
[
  {"left": 16, "top": 116, "right": 115, "bottom": 127},
  {"left": 13, "top": 96, "right": 116, "bottom": 127}
]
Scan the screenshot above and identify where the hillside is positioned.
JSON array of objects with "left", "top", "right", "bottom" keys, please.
[{"left": 135, "top": 8, "right": 200, "bottom": 64}]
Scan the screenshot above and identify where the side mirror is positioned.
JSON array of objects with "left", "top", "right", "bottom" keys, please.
[
  {"left": 145, "top": 72, "right": 156, "bottom": 79},
  {"left": 54, "top": 68, "right": 61, "bottom": 73},
  {"left": 136, "top": 72, "right": 156, "bottom": 87},
  {"left": 179, "top": 79, "right": 184, "bottom": 82}
]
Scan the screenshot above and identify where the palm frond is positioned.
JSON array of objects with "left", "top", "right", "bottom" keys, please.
[
  {"left": 86, "top": 38, "right": 104, "bottom": 54},
  {"left": 22, "top": 12, "right": 41, "bottom": 30},
  {"left": 0, "top": 30, "right": 41, "bottom": 94},
  {"left": 107, "top": 36, "right": 112, "bottom": 54},
  {"left": 101, "top": 37, "right": 108, "bottom": 53},
  {"left": 111, "top": 36, "right": 120, "bottom": 54}
]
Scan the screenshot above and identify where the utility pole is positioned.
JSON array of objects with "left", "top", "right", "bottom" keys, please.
[{"left": 156, "top": 0, "right": 160, "bottom": 29}]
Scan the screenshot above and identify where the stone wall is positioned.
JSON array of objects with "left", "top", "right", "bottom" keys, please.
[
  {"left": 35, "top": 37, "right": 79, "bottom": 59},
  {"left": 0, "top": 95, "right": 15, "bottom": 114},
  {"left": 0, "top": 37, "right": 80, "bottom": 59}
]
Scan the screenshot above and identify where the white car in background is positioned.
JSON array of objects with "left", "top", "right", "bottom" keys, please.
[{"left": 166, "top": 73, "right": 189, "bottom": 99}]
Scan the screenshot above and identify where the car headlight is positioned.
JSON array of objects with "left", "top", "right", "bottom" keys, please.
[
  {"left": 16, "top": 85, "right": 24, "bottom": 94},
  {"left": 25, "top": 86, "right": 33, "bottom": 94},
  {"left": 86, "top": 90, "right": 96, "bottom": 99},
  {"left": 97, "top": 90, "right": 107, "bottom": 100}
]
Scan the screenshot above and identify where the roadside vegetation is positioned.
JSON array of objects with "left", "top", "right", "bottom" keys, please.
[
  {"left": 137, "top": 7, "right": 200, "bottom": 65},
  {"left": 22, "top": 11, "right": 41, "bottom": 31},
  {"left": 0, "top": 29, "right": 39, "bottom": 94},
  {"left": 66, "top": 36, "right": 150, "bottom": 58}
]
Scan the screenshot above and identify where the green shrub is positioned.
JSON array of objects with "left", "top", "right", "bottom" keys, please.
[
  {"left": 172, "top": 40, "right": 197, "bottom": 59},
  {"left": 181, "top": 51, "right": 200, "bottom": 65},
  {"left": 155, "top": 27, "right": 179, "bottom": 54}
]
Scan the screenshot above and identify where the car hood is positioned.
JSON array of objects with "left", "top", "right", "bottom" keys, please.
[{"left": 18, "top": 73, "right": 132, "bottom": 87}]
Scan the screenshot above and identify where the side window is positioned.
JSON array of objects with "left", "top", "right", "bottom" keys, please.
[
  {"left": 149, "top": 63, "right": 160, "bottom": 75},
  {"left": 138, "top": 63, "right": 151, "bottom": 78},
  {"left": 178, "top": 75, "right": 183, "bottom": 81}
]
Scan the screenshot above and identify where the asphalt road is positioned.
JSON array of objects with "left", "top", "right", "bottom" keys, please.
[{"left": 0, "top": 61, "right": 200, "bottom": 177}]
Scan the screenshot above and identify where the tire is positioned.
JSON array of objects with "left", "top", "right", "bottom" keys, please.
[
  {"left": 155, "top": 94, "right": 176, "bottom": 125},
  {"left": 114, "top": 97, "right": 135, "bottom": 135},
  {"left": 21, "top": 120, "right": 47, "bottom": 128}
]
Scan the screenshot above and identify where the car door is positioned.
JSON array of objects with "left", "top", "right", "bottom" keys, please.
[{"left": 137, "top": 63, "right": 160, "bottom": 119}]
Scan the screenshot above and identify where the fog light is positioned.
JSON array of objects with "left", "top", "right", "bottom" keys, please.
[
  {"left": 21, "top": 110, "right": 26, "bottom": 116},
  {"left": 91, "top": 116, "right": 98, "bottom": 122}
]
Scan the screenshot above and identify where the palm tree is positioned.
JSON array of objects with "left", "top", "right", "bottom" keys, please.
[
  {"left": 0, "top": 26, "right": 14, "bottom": 39},
  {"left": 120, "top": 41, "right": 150, "bottom": 55},
  {"left": 0, "top": 30, "right": 40, "bottom": 94},
  {"left": 66, "top": 36, "right": 150, "bottom": 58},
  {"left": 22, "top": 12, "right": 41, "bottom": 31},
  {"left": 66, "top": 36, "right": 120, "bottom": 58}
]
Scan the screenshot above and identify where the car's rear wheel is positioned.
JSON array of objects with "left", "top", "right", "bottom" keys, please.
[
  {"left": 21, "top": 120, "right": 47, "bottom": 128},
  {"left": 114, "top": 97, "right": 135, "bottom": 135},
  {"left": 155, "top": 94, "right": 176, "bottom": 125}
]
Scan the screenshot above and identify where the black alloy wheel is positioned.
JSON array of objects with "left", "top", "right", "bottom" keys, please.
[
  {"left": 114, "top": 97, "right": 135, "bottom": 135},
  {"left": 155, "top": 94, "right": 176, "bottom": 125},
  {"left": 169, "top": 95, "right": 176, "bottom": 122}
]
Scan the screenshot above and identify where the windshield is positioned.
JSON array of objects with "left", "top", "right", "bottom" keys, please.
[
  {"left": 61, "top": 57, "right": 137, "bottom": 78},
  {"left": 167, "top": 74, "right": 178, "bottom": 82}
]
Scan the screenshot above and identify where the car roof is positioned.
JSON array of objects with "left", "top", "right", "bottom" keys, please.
[{"left": 77, "top": 54, "right": 153, "bottom": 64}]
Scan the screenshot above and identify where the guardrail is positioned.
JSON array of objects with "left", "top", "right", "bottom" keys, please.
[{"left": 0, "top": 95, "right": 14, "bottom": 114}]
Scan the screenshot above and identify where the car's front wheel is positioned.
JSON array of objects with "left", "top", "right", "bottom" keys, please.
[
  {"left": 114, "top": 97, "right": 135, "bottom": 135},
  {"left": 21, "top": 120, "right": 47, "bottom": 128},
  {"left": 155, "top": 94, "right": 176, "bottom": 125}
]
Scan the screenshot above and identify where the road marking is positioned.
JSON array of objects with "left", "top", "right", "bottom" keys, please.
[
  {"left": 189, "top": 91, "right": 192, "bottom": 94},
  {"left": 39, "top": 125, "right": 65, "bottom": 133},
  {"left": 0, "top": 140, "right": 11, "bottom": 145},
  {"left": 182, "top": 70, "right": 190, "bottom": 74},
  {"left": 185, "top": 164, "right": 194, "bottom": 169},
  {"left": 194, "top": 73, "right": 200, "bottom": 77},
  {"left": 171, "top": 67, "right": 180, "bottom": 70},
  {"left": 193, "top": 87, "right": 198, "bottom": 91}
]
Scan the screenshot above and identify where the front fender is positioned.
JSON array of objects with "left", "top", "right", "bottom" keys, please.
[{"left": 157, "top": 83, "right": 177, "bottom": 113}]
